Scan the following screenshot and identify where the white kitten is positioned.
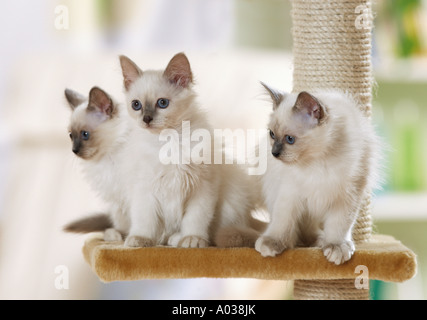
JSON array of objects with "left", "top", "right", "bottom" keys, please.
[
  {"left": 63, "top": 86, "right": 132, "bottom": 241},
  {"left": 119, "top": 53, "right": 263, "bottom": 248},
  {"left": 255, "top": 84, "right": 379, "bottom": 264}
]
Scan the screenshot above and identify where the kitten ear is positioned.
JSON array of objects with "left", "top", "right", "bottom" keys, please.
[
  {"left": 163, "top": 52, "right": 193, "bottom": 88},
  {"left": 64, "top": 89, "right": 86, "bottom": 110},
  {"left": 260, "top": 82, "right": 285, "bottom": 110},
  {"left": 119, "top": 55, "right": 143, "bottom": 91},
  {"left": 293, "top": 91, "right": 326, "bottom": 124},
  {"left": 88, "top": 87, "right": 114, "bottom": 116}
]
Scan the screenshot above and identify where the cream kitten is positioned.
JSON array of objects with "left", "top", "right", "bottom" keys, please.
[
  {"left": 118, "top": 53, "right": 263, "bottom": 248},
  {"left": 255, "top": 83, "right": 378, "bottom": 265},
  {"left": 63, "top": 86, "right": 131, "bottom": 241}
]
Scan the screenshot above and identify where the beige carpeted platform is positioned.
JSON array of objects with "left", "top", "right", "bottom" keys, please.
[{"left": 83, "top": 234, "right": 416, "bottom": 283}]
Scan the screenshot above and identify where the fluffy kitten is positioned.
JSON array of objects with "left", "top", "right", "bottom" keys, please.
[
  {"left": 255, "top": 83, "right": 378, "bottom": 265},
  {"left": 63, "top": 86, "right": 131, "bottom": 241},
  {"left": 64, "top": 53, "right": 263, "bottom": 248},
  {"left": 118, "top": 53, "right": 263, "bottom": 248}
]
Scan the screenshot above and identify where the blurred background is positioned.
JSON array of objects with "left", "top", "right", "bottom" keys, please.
[{"left": 0, "top": 0, "right": 426, "bottom": 300}]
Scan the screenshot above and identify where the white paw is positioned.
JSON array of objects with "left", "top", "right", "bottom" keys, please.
[
  {"left": 167, "top": 233, "right": 181, "bottom": 247},
  {"left": 178, "top": 235, "right": 209, "bottom": 248},
  {"left": 124, "top": 235, "right": 155, "bottom": 247},
  {"left": 104, "top": 228, "right": 122, "bottom": 241},
  {"left": 255, "top": 236, "right": 285, "bottom": 257},
  {"left": 323, "top": 241, "right": 355, "bottom": 265}
]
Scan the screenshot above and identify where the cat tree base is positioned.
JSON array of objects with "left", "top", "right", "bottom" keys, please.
[{"left": 82, "top": 234, "right": 416, "bottom": 295}]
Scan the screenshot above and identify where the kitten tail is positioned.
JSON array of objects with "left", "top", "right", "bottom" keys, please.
[
  {"left": 63, "top": 213, "right": 112, "bottom": 233},
  {"left": 214, "top": 218, "right": 267, "bottom": 248}
]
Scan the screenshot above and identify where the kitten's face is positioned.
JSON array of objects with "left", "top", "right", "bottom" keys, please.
[
  {"left": 263, "top": 84, "right": 329, "bottom": 165},
  {"left": 65, "top": 87, "right": 117, "bottom": 160},
  {"left": 119, "top": 53, "right": 195, "bottom": 133},
  {"left": 125, "top": 71, "right": 195, "bottom": 133}
]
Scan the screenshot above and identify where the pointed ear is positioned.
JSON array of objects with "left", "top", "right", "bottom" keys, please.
[
  {"left": 64, "top": 89, "right": 86, "bottom": 110},
  {"left": 293, "top": 91, "right": 327, "bottom": 124},
  {"left": 260, "top": 82, "right": 285, "bottom": 110},
  {"left": 119, "top": 55, "right": 143, "bottom": 91},
  {"left": 88, "top": 87, "right": 114, "bottom": 116},
  {"left": 163, "top": 53, "right": 193, "bottom": 88}
]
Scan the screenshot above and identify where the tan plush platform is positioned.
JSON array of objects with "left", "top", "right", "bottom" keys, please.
[{"left": 83, "top": 234, "right": 416, "bottom": 283}]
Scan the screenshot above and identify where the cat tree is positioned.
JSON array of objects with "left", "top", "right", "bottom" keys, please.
[{"left": 82, "top": 0, "right": 417, "bottom": 299}]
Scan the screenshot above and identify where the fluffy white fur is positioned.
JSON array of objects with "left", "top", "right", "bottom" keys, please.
[
  {"left": 255, "top": 86, "right": 379, "bottom": 265},
  {"left": 119, "top": 53, "right": 261, "bottom": 248},
  {"left": 65, "top": 88, "right": 132, "bottom": 241}
]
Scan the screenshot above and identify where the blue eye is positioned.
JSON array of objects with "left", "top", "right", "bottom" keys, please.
[
  {"left": 157, "top": 98, "right": 169, "bottom": 109},
  {"left": 269, "top": 130, "right": 275, "bottom": 139},
  {"left": 132, "top": 100, "right": 142, "bottom": 111},
  {"left": 81, "top": 131, "right": 90, "bottom": 140},
  {"left": 285, "top": 135, "right": 295, "bottom": 144}
]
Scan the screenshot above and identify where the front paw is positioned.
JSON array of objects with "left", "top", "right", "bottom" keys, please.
[
  {"left": 167, "top": 233, "right": 181, "bottom": 247},
  {"left": 178, "top": 235, "right": 209, "bottom": 248},
  {"left": 104, "top": 228, "right": 122, "bottom": 241},
  {"left": 322, "top": 240, "right": 355, "bottom": 265},
  {"left": 255, "top": 236, "right": 285, "bottom": 257},
  {"left": 124, "top": 235, "right": 155, "bottom": 247}
]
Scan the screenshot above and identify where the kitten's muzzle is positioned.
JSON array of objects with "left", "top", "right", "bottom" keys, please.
[
  {"left": 272, "top": 142, "right": 283, "bottom": 158},
  {"left": 143, "top": 115, "right": 153, "bottom": 124},
  {"left": 72, "top": 140, "right": 81, "bottom": 155},
  {"left": 142, "top": 106, "right": 155, "bottom": 125}
]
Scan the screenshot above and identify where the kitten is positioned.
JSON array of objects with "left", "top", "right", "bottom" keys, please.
[
  {"left": 63, "top": 86, "right": 131, "bottom": 241},
  {"left": 118, "top": 52, "right": 263, "bottom": 248},
  {"left": 255, "top": 83, "right": 379, "bottom": 265}
]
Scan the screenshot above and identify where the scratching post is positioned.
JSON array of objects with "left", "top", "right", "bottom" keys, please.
[{"left": 291, "top": 0, "right": 373, "bottom": 300}]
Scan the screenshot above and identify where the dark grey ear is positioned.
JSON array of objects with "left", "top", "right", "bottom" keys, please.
[
  {"left": 88, "top": 86, "right": 114, "bottom": 116},
  {"left": 260, "top": 82, "right": 285, "bottom": 110},
  {"left": 64, "top": 89, "right": 86, "bottom": 110},
  {"left": 163, "top": 52, "right": 193, "bottom": 88},
  {"left": 119, "top": 55, "right": 143, "bottom": 91},
  {"left": 293, "top": 91, "right": 327, "bottom": 125}
]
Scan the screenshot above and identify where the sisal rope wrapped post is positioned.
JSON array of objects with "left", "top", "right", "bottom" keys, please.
[{"left": 291, "top": 0, "right": 374, "bottom": 300}]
